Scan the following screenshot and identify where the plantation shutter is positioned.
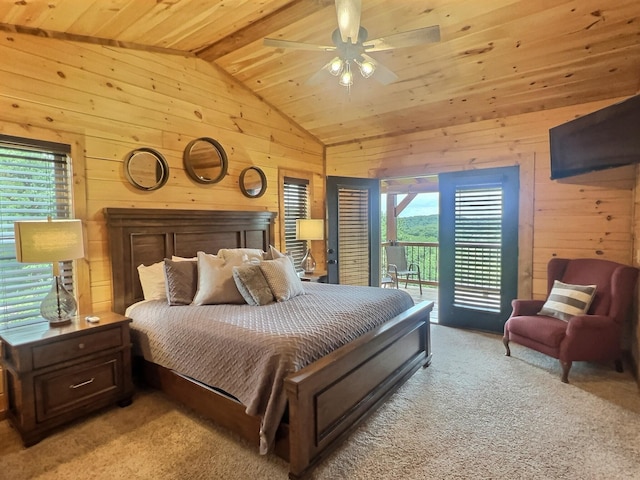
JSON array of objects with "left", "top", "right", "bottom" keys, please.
[
  {"left": 0, "top": 135, "right": 74, "bottom": 329},
  {"left": 283, "top": 177, "right": 309, "bottom": 269},
  {"left": 453, "top": 184, "right": 503, "bottom": 312},
  {"left": 338, "top": 187, "right": 369, "bottom": 286}
]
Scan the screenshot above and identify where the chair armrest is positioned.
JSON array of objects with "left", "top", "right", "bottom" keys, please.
[
  {"left": 511, "top": 299, "right": 545, "bottom": 317},
  {"left": 566, "top": 314, "right": 616, "bottom": 333},
  {"left": 563, "top": 314, "right": 621, "bottom": 360},
  {"left": 387, "top": 264, "right": 398, "bottom": 275},
  {"left": 408, "top": 263, "right": 421, "bottom": 274}
]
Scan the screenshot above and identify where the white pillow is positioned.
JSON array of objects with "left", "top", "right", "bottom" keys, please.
[
  {"left": 218, "top": 248, "right": 264, "bottom": 264},
  {"left": 192, "top": 252, "right": 246, "bottom": 305},
  {"left": 137, "top": 261, "right": 166, "bottom": 301},
  {"left": 259, "top": 257, "right": 304, "bottom": 302},
  {"left": 538, "top": 280, "right": 597, "bottom": 321}
]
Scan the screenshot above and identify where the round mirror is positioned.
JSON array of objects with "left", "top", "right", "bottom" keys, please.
[
  {"left": 124, "top": 148, "right": 169, "bottom": 191},
  {"left": 183, "top": 137, "right": 228, "bottom": 184},
  {"left": 240, "top": 166, "right": 267, "bottom": 198}
]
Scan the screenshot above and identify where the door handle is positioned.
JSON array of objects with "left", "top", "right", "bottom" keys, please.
[
  {"left": 327, "top": 248, "right": 334, "bottom": 254},
  {"left": 328, "top": 259, "right": 337, "bottom": 264}
]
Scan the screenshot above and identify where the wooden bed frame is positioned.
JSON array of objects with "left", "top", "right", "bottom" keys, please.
[{"left": 105, "top": 207, "right": 433, "bottom": 479}]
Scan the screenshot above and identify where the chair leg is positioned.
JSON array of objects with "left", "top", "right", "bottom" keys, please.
[
  {"left": 614, "top": 358, "right": 624, "bottom": 373},
  {"left": 502, "top": 337, "right": 511, "bottom": 356},
  {"left": 560, "top": 360, "right": 572, "bottom": 383}
]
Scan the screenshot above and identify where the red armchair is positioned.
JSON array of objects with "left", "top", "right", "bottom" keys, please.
[{"left": 503, "top": 258, "right": 638, "bottom": 383}]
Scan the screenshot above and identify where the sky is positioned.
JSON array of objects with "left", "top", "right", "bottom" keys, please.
[{"left": 382, "top": 193, "right": 439, "bottom": 217}]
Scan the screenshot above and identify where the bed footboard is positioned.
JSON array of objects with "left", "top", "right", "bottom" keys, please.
[{"left": 285, "top": 300, "right": 433, "bottom": 479}]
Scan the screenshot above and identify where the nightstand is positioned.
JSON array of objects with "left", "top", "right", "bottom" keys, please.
[{"left": 0, "top": 312, "right": 133, "bottom": 446}]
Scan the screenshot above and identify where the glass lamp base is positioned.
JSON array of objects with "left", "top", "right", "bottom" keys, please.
[
  {"left": 300, "top": 248, "right": 316, "bottom": 274},
  {"left": 40, "top": 276, "right": 77, "bottom": 326}
]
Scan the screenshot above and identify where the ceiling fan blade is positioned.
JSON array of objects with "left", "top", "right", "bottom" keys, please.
[
  {"left": 362, "top": 53, "right": 398, "bottom": 85},
  {"left": 364, "top": 25, "right": 441, "bottom": 52},
  {"left": 335, "top": 0, "right": 361, "bottom": 43},
  {"left": 306, "top": 66, "right": 330, "bottom": 86},
  {"left": 263, "top": 38, "right": 335, "bottom": 52}
]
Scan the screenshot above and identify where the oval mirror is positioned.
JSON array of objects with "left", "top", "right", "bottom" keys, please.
[
  {"left": 183, "top": 137, "right": 228, "bottom": 184},
  {"left": 124, "top": 148, "right": 169, "bottom": 191},
  {"left": 240, "top": 166, "right": 267, "bottom": 198}
]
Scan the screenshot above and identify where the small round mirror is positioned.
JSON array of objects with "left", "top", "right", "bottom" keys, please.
[
  {"left": 183, "top": 137, "right": 228, "bottom": 184},
  {"left": 124, "top": 148, "right": 169, "bottom": 191},
  {"left": 240, "top": 166, "right": 267, "bottom": 198}
]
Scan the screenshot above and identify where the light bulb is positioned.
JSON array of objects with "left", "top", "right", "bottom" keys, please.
[
  {"left": 359, "top": 60, "right": 375, "bottom": 78},
  {"left": 339, "top": 61, "right": 353, "bottom": 87},
  {"left": 328, "top": 57, "right": 343, "bottom": 76}
]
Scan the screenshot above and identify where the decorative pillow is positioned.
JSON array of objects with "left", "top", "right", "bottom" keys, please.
[
  {"left": 164, "top": 259, "right": 198, "bottom": 306},
  {"left": 259, "top": 257, "right": 304, "bottom": 302},
  {"left": 218, "top": 248, "right": 264, "bottom": 264},
  {"left": 232, "top": 265, "right": 274, "bottom": 306},
  {"left": 137, "top": 261, "right": 166, "bottom": 301},
  {"left": 192, "top": 252, "right": 246, "bottom": 305},
  {"left": 538, "top": 280, "right": 597, "bottom": 321}
]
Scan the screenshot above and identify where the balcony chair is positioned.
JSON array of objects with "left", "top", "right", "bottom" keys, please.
[
  {"left": 503, "top": 257, "right": 638, "bottom": 383},
  {"left": 385, "top": 245, "right": 422, "bottom": 294}
]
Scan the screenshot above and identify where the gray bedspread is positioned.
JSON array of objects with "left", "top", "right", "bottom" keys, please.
[{"left": 126, "top": 282, "right": 414, "bottom": 453}]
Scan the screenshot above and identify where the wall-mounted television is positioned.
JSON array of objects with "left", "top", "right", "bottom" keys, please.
[{"left": 549, "top": 94, "right": 640, "bottom": 180}]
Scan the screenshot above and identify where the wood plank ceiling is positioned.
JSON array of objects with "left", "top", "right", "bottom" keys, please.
[{"left": 0, "top": 0, "right": 639, "bottom": 147}]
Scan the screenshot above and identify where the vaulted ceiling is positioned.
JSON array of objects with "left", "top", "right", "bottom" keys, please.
[{"left": 1, "top": 0, "right": 639, "bottom": 147}]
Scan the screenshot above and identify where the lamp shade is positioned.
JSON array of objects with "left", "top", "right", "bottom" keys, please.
[
  {"left": 296, "top": 219, "right": 324, "bottom": 241},
  {"left": 14, "top": 219, "right": 85, "bottom": 263}
]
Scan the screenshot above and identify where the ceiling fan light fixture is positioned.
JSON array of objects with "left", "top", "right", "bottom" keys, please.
[
  {"left": 356, "top": 59, "right": 375, "bottom": 78},
  {"left": 338, "top": 61, "right": 353, "bottom": 87},
  {"left": 328, "top": 57, "right": 344, "bottom": 76}
]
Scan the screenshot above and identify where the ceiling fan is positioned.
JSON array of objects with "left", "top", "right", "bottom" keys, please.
[{"left": 263, "top": 0, "right": 440, "bottom": 89}]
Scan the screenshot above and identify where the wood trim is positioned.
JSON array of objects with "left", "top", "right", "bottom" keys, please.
[
  {"left": 196, "top": 0, "right": 334, "bottom": 61},
  {"left": 0, "top": 23, "right": 191, "bottom": 57}
]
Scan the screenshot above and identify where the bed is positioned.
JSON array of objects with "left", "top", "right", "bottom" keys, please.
[{"left": 105, "top": 208, "right": 433, "bottom": 479}]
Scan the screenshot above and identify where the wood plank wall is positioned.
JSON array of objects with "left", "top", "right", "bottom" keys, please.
[
  {"left": 0, "top": 33, "right": 324, "bottom": 313},
  {"left": 326, "top": 98, "right": 640, "bottom": 367}
]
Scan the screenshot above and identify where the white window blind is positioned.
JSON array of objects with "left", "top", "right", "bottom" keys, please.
[
  {"left": 453, "top": 184, "right": 502, "bottom": 312},
  {"left": 283, "top": 177, "right": 309, "bottom": 269},
  {"left": 0, "top": 135, "right": 74, "bottom": 329},
  {"left": 338, "top": 187, "right": 370, "bottom": 286}
]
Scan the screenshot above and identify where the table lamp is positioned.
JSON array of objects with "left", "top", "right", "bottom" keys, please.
[
  {"left": 14, "top": 218, "right": 85, "bottom": 326},
  {"left": 295, "top": 218, "right": 324, "bottom": 274}
]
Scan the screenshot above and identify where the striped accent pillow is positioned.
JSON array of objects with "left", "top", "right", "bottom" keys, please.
[{"left": 538, "top": 280, "right": 597, "bottom": 321}]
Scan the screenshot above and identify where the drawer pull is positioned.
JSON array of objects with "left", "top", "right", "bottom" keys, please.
[
  {"left": 69, "top": 378, "right": 95, "bottom": 389},
  {"left": 78, "top": 343, "right": 85, "bottom": 349}
]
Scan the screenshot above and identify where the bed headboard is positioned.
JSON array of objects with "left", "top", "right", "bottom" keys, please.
[{"left": 105, "top": 208, "right": 277, "bottom": 314}]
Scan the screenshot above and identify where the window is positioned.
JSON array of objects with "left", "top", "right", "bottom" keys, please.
[
  {"left": 283, "top": 176, "right": 310, "bottom": 269},
  {"left": 0, "top": 135, "right": 74, "bottom": 329}
]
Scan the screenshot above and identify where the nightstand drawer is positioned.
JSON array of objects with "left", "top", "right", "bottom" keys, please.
[
  {"left": 32, "top": 327, "right": 122, "bottom": 369},
  {"left": 35, "top": 353, "right": 122, "bottom": 422}
]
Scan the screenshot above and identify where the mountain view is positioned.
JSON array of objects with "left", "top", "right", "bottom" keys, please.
[{"left": 381, "top": 214, "right": 439, "bottom": 242}]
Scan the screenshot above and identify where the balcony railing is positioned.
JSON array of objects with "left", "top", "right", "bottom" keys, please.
[{"left": 381, "top": 241, "right": 439, "bottom": 287}]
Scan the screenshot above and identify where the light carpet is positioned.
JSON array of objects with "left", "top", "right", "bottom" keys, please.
[{"left": 1, "top": 324, "right": 639, "bottom": 479}]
